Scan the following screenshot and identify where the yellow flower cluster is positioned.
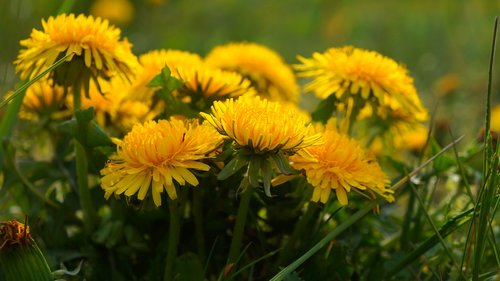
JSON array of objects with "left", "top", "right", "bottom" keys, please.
[{"left": 14, "top": 13, "right": 401, "bottom": 208}]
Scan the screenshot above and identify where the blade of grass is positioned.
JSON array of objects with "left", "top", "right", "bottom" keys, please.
[
  {"left": 408, "top": 180, "right": 465, "bottom": 279},
  {"left": 228, "top": 248, "right": 280, "bottom": 280},
  {"left": 461, "top": 16, "right": 498, "bottom": 281},
  {"left": 400, "top": 188, "right": 416, "bottom": 251},
  {"left": 0, "top": 52, "right": 74, "bottom": 110},
  {"left": 385, "top": 207, "right": 474, "bottom": 279},
  {"left": 269, "top": 200, "right": 376, "bottom": 281},
  {"left": 473, "top": 155, "right": 499, "bottom": 280},
  {"left": 57, "top": 0, "right": 75, "bottom": 14},
  {"left": 448, "top": 128, "right": 475, "bottom": 202},
  {"left": 270, "top": 135, "right": 464, "bottom": 281},
  {"left": 482, "top": 17, "right": 498, "bottom": 180}
]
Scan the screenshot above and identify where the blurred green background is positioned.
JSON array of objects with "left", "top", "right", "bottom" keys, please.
[{"left": 1, "top": 0, "right": 500, "bottom": 140}]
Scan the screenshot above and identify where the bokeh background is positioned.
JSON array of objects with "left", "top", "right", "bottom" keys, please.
[{"left": 1, "top": 0, "right": 500, "bottom": 141}]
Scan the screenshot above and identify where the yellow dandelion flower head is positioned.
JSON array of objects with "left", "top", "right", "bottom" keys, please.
[
  {"left": 201, "top": 95, "right": 321, "bottom": 154},
  {"left": 131, "top": 49, "right": 203, "bottom": 101},
  {"left": 100, "top": 118, "right": 223, "bottom": 206},
  {"left": 296, "top": 46, "right": 428, "bottom": 122},
  {"left": 434, "top": 73, "right": 460, "bottom": 97},
  {"left": 172, "top": 62, "right": 257, "bottom": 102},
  {"left": 491, "top": 105, "right": 500, "bottom": 131},
  {"left": 66, "top": 78, "right": 156, "bottom": 132},
  {"left": 17, "top": 79, "right": 70, "bottom": 120},
  {"left": 15, "top": 13, "right": 138, "bottom": 87},
  {"left": 291, "top": 128, "right": 393, "bottom": 205},
  {"left": 367, "top": 122, "right": 429, "bottom": 156},
  {"left": 90, "top": 0, "right": 135, "bottom": 26},
  {"left": 205, "top": 42, "right": 300, "bottom": 103}
]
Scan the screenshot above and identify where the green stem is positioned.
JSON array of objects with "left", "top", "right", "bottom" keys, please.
[
  {"left": 270, "top": 202, "right": 375, "bottom": 281},
  {"left": 0, "top": 81, "right": 27, "bottom": 173},
  {"left": 164, "top": 198, "right": 181, "bottom": 281},
  {"left": 400, "top": 188, "right": 416, "bottom": 251},
  {"left": 227, "top": 177, "right": 252, "bottom": 264},
  {"left": 275, "top": 202, "right": 318, "bottom": 267},
  {"left": 73, "top": 82, "right": 96, "bottom": 234},
  {"left": 57, "top": 0, "right": 75, "bottom": 14},
  {"left": 193, "top": 188, "right": 206, "bottom": 262}
]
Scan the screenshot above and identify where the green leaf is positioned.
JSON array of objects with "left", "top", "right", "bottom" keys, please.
[
  {"left": 57, "top": 107, "right": 112, "bottom": 148},
  {"left": 173, "top": 253, "right": 204, "bottom": 281},
  {"left": 52, "top": 261, "right": 83, "bottom": 278},
  {"left": 311, "top": 94, "right": 337, "bottom": 123},
  {"left": 217, "top": 155, "right": 250, "bottom": 180}
]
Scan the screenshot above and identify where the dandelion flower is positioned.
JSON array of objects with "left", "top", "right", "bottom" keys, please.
[
  {"left": 67, "top": 79, "right": 156, "bottom": 132},
  {"left": 201, "top": 95, "right": 320, "bottom": 154},
  {"left": 296, "top": 46, "right": 427, "bottom": 123},
  {"left": 0, "top": 221, "right": 31, "bottom": 249},
  {"left": 491, "top": 105, "right": 500, "bottom": 131},
  {"left": 100, "top": 119, "right": 223, "bottom": 206},
  {"left": 173, "top": 63, "right": 256, "bottom": 105},
  {"left": 16, "top": 79, "right": 70, "bottom": 121},
  {"left": 368, "top": 122, "right": 429, "bottom": 156},
  {"left": 206, "top": 42, "right": 300, "bottom": 103},
  {"left": 90, "top": 0, "right": 135, "bottom": 26},
  {"left": 15, "top": 13, "right": 138, "bottom": 88},
  {"left": 291, "top": 128, "right": 393, "bottom": 205}
]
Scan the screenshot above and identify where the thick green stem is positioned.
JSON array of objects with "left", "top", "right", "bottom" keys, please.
[
  {"left": 227, "top": 177, "right": 252, "bottom": 264},
  {"left": 193, "top": 188, "right": 206, "bottom": 262},
  {"left": 164, "top": 198, "right": 181, "bottom": 281},
  {"left": 73, "top": 83, "right": 96, "bottom": 234},
  {"left": 276, "top": 203, "right": 318, "bottom": 267}
]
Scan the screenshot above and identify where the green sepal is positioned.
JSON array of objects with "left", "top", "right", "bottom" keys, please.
[
  {"left": 148, "top": 65, "right": 199, "bottom": 118},
  {"left": 57, "top": 107, "right": 112, "bottom": 147},
  {"left": 247, "top": 156, "right": 262, "bottom": 188},
  {"left": 213, "top": 142, "right": 235, "bottom": 162},
  {"left": 311, "top": 94, "right": 337, "bottom": 123},
  {"left": 147, "top": 65, "right": 184, "bottom": 92},
  {"left": 261, "top": 158, "right": 273, "bottom": 197},
  {"left": 271, "top": 153, "right": 298, "bottom": 176},
  {"left": 217, "top": 154, "right": 250, "bottom": 180}
]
